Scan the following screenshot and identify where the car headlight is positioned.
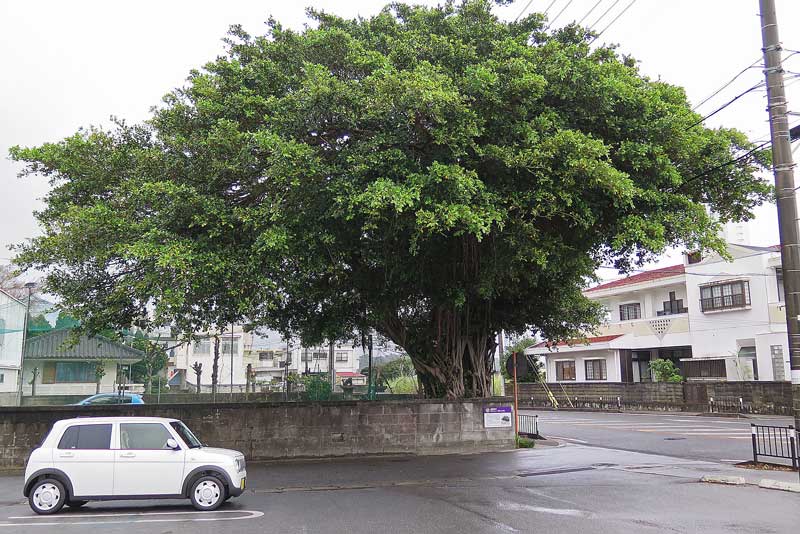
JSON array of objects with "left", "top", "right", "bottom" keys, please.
[{"left": 235, "top": 457, "right": 246, "bottom": 473}]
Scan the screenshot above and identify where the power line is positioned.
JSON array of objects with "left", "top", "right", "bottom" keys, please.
[
  {"left": 686, "top": 81, "right": 765, "bottom": 129},
  {"left": 692, "top": 56, "right": 763, "bottom": 111},
  {"left": 543, "top": 0, "right": 558, "bottom": 16},
  {"left": 587, "top": 0, "right": 620, "bottom": 31},
  {"left": 590, "top": 0, "right": 637, "bottom": 43},
  {"left": 673, "top": 140, "right": 771, "bottom": 192},
  {"left": 546, "top": 0, "right": 574, "bottom": 29},
  {"left": 577, "top": 0, "right": 604, "bottom": 26},
  {"left": 514, "top": 0, "right": 536, "bottom": 22}
]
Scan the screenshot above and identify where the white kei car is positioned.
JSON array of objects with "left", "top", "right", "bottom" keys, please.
[{"left": 23, "top": 416, "right": 246, "bottom": 514}]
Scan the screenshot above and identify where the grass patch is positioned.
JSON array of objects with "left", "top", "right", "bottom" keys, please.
[{"left": 516, "top": 435, "right": 536, "bottom": 448}]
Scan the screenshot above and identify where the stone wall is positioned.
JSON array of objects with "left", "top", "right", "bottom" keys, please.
[
  {"left": 515, "top": 381, "right": 792, "bottom": 414},
  {"left": 0, "top": 398, "right": 514, "bottom": 469}
]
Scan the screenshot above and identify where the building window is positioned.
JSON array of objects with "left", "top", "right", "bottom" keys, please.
[
  {"left": 777, "top": 268, "right": 785, "bottom": 302},
  {"left": 657, "top": 291, "right": 688, "bottom": 316},
  {"left": 555, "top": 361, "right": 576, "bottom": 381},
  {"left": 0, "top": 373, "right": 4, "bottom": 383},
  {"left": 681, "top": 359, "right": 727, "bottom": 379},
  {"left": 585, "top": 359, "right": 607, "bottom": 380},
  {"left": 313, "top": 351, "right": 327, "bottom": 360},
  {"left": 42, "top": 361, "right": 95, "bottom": 384},
  {"left": 619, "top": 303, "right": 641, "bottom": 321},
  {"left": 301, "top": 351, "right": 312, "bottom": 362},
  {"left": 221, "top": 339, "right": 239, "bottom": 355},
  {"left": 699, "top": 280, "right": 751, "bottom": 312},
  {"left": 194, "top": 340, "right": 211, "bottom": 354},
  {"left": 335, "top": 351, "right": 348, "bottom": 362},
  {"left": 259, "top": 351, "right": 274, "bottom": 361}
]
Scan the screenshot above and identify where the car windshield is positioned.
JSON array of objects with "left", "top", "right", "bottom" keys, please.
[{"left": 170, "top": 421, "right": 203, "bottom": 448}]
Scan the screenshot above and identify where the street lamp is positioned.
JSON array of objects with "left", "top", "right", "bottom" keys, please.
[{"left": 16, "top": 282, "right": 36, "bottom": 406}]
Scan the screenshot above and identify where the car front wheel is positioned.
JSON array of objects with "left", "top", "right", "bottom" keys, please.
[
  {"left": 189, "top": 475, "right": 226, "bottom": 511},
  {"left": 29, "top": 478, "right": 66, "bottom": 515}
]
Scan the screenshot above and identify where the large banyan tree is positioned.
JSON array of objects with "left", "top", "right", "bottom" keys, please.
[{"left": 11, "top": 1, "right": 771, "bottom": 398}]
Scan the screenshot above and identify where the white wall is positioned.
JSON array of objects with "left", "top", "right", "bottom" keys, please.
[
  {"left": 545, "top": 349, "right": 621, "bottom": 383},
  {"left": 21, "top": 360, "right": 123, "bottom": 396},
  {"left": 0, "top": 292, "right": 25, "bottom": 392},
  {"left": 685, "top": 249, "right": 788, "bottom": 381}
]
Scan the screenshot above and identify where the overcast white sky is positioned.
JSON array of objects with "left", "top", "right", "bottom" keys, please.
[{"left": 1, "top": 0, "right": 799, "bottom": 272}]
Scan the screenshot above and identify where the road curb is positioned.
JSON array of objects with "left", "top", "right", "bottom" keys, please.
[
  {"left": 700, "top": 475, "right": 746, "bottom": 485},
  {"left": 758, "top": 479, "right": 800, "bottom": 492}
]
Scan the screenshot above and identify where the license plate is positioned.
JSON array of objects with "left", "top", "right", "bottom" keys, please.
[{"left": 240, "top": 478, "right": 246, "bottom": 490}]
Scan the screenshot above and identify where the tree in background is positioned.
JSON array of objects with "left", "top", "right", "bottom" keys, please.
[
  {"left": 11, "top": 1, "right": 771, "bottom": 398},
  {"left": 500, "top": 338, "right": 543, "bottom": 382},
  {"left": 130, "top": 333, "right": 169, "bottom": 394},
  {"left": 94, "top": 361, "right": 106, "bottom": 394},
  {"left": 54, "top": 313, "right": 81, "bottom": 330},
  {"left": 649, "top": 359, "right": 683, "bottom": 383},
  {"left": 191, "top": 361, "right": 203, "bottom": 393},
  {"left": 26, "top": 314, "right": 52, "bottom": 337}
]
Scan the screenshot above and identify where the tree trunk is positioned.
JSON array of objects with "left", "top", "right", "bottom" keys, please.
[
  {"left": 211, "top": 336, "right": 220, "bottom": 398},
  {"left": 381, "top": 305, "right": 497, "bottom": 399},
  {"left": 195, "top": 372, "right": 201, "bottom": 394}
]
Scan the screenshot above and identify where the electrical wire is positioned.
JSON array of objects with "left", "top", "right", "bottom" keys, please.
[
  {"left": 577, "top": 0, "right": 604, "bottom": 26},
  {"left": 514, "top": 0, "right": 536, "bottom": 22},
  {"left": 587, "top": 0, "right": 620, "bottom": 31},
  {"left": 674, "top": 140, "right": 771, "bottom": 192},
  {"left": 546, "top": 0, "right": 574, "bottom": 29},
  {"left": 589, "top": 0, "right": 637, "bottom": 43},
  {"left": 692, "top": 57, "right": 763, "bottom": 111},
  {"left": 686, "top": 81, "right": 765, "bottom": 129},
  {"left": 543, "top": 0, "right": 558, "bottom": 16}
]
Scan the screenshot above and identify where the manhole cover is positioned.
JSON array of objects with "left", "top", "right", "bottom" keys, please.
[{"left": 664, "top": 437, "right": 686, "bottom": 441}]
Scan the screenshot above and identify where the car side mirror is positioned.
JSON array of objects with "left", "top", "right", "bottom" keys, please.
[{"left": 166, "top": 438, "right": 180, "bottom": 450}]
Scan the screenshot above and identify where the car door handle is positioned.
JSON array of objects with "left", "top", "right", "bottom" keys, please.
[
  {"left": 58, "top": 452, "right": 74, "bottom": 458},
  {"left": 120, "top": 452, "right": 136, "bottom": 458}
]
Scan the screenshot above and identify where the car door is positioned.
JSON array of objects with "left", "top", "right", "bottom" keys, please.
[
  {"left": 113, "top": 422, "right": 185, "bottom": 496},
  {"left": 55, "top": 423, "right": 115, "bottom": 497}
]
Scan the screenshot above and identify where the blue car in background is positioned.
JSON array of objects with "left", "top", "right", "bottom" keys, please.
[{"left": 72, "top": 393, "right": 145, "bottom": 406}]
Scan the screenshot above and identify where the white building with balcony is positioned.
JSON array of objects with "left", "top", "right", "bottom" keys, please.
[{"left": 528, "top": 243, "right": 789, "bottom": 383}]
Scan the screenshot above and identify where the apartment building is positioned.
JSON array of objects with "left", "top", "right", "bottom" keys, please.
[{"left": 527, "top": 243, "right": 789, "bottom": 383}]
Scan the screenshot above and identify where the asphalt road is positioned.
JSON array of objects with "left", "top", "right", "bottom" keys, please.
[
  {"left": 526, "top": 410, "right": 794, "bottom": 464},
  {"left": 0, "top": 439, "right": 798, "bottom": 533}
]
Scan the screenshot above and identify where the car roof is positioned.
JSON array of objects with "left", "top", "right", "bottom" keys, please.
[{"left": 54, "top": 416, "right": 178, "bottom": 427}]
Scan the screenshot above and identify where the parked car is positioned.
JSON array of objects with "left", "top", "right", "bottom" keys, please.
[
  {"left": 23, "top": 416, "right": 246, "bottom": 514},
  {"left": 71, "top": 393, "right": 145, "bottom": 406}
]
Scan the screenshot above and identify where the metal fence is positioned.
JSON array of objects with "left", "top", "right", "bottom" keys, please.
[
  {"left": 751, "top": 424, "right": 798, "bottom": 470},
  {"left": 518, "top": 414, "right": 539, "bottom": 437}
]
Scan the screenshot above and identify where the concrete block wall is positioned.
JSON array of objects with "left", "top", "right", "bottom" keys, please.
[
  {"left": 0, "top": 398, "right": 514, "bottom": 469},
  {"left": 514, "top": 381, "right": 791, "bottom": 414}
]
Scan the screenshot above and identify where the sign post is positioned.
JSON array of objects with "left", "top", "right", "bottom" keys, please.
[{"left": 513, "top": 351, "right": 519, "bottom": 436}]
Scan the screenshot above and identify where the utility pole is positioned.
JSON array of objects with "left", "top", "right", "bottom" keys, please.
[
  {"left": 759, "top": 0, "right": 800, "bottom": 429},
  {"left": 367, "top": 334, "right": 374, "bottom": 400},
  {"left": 230, "top": 324, "right": 235, "bottom": 400},
  {"left": 16, "top": 282, "right": 35, "bottom": 406},
  {"left": 328, "top": 341, "right": 336, "bottom": 393}
]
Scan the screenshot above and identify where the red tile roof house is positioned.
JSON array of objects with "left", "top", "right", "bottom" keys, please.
[{"left": 526, "top": 243, "right": 789, "bottom": 384}]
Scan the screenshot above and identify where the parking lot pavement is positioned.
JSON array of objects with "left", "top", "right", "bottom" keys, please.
[
  {"left": 526, "top": 409, "right": 795, "bottom": 464},
  {"left": 1, "top": 444, "right": 799, "bottom": 533}
]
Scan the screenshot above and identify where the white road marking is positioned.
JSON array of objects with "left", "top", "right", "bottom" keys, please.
[
  {"left": 497, "top": 502, "right": 595, "bottom": 518},
  {"left": 9, "top": 509, "right": 250, "bottom": 520},
  {"left": 1, "top": 509, "right": 264, "bottom": 527}
]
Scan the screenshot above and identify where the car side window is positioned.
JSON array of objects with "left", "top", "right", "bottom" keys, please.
[
  {"left": 119, "top": 423, "right": 174, "bottom": 450},
  {"left": 58, "top": 424, "right": 112, "bottom": 449},
  {"left": 88, "top": 396, "right": 116, "bottom": 405}
]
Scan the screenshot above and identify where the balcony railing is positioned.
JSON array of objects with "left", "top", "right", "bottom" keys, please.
[{"left": 700, "top": 293, "right": 748, "bottom": 312}]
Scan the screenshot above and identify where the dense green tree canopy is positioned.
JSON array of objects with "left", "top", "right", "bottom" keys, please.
[{"left": 11, "top": 1, "right": 771, "bottom": 398}]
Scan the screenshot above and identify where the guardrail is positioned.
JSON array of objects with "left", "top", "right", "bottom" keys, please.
[
  {"left": 518, "top": 414, "right": 539, "bottom": 437},
  {"left": 751, "top": 424, "right": 798, "bottom": 471}
]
